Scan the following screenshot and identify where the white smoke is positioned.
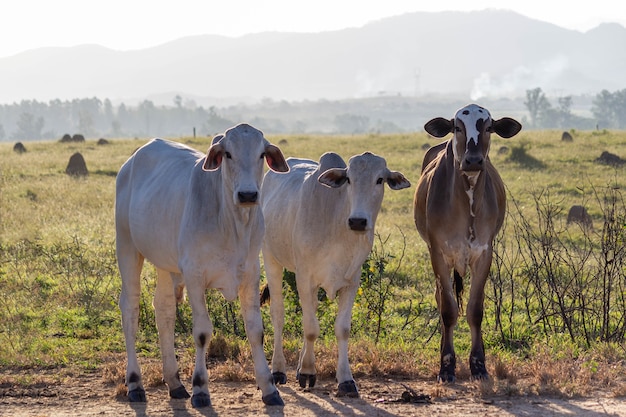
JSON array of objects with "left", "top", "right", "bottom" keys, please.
[{"left": 471, "top": 55, "right": 570, "bottom": 100}]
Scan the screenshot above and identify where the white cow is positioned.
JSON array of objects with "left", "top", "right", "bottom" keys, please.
[
  {"left": 261, "top": 152, "right": 410, "bottom": 397},
  {"left": 115, "top": 124, "right": 288, "bottom": 407}
]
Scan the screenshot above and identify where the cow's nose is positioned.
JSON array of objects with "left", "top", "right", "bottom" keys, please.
[
  {"left": 238, "top": 191, "right": 258, "bottom": 204},
  {"left": 348, "top": 217, "right": 367, "bottom": 231},
  {"left": 462, "top": 154, "right": 484, "bottom": 171}
]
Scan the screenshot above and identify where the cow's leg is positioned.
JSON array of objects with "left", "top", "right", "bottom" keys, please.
[
  {"left": 263, "top": 251, "right": 287, "bottom": 385},
  {"left": 238, "top": 266, "right": 284, "bottom": 406},
  {"left": 431, "top": 253, "right": 458, "bottom": 383},
  {"left": 335, "top": 283, "right": 359, "bottom": 397},
  {"left": 467, "top": 252, "right": 491, "bottom": 380},
  {"left": 186, "top": 283, "right": 213, "bottom": 408},
  {"left": 117, "top": 240, "right": 146, "bottom": 402},
  {"left": 296, "top": 277, "right": 319, "bottom": 389},
  {"left": 154, "top": 269, "right": 189, "bottom": 399}
]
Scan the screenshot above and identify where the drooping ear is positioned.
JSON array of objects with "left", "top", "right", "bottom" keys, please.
[
  {"left": 492, "top": 117, "right": 522, "bottom": 138},
  {"left": 318, "top": 168, "right": 348, "bottom": 188},
  {"left": 203, "top": 142, "right": 224, "bottom": 171},
  {"left": 385, "top": 170, "right": 411, "bottom": 190},
  {"left": 424, "top": 117, "right": 454, "bottom": 138},
  {"left": 264, "top": 143, "right": 289, "bottom": 172}
]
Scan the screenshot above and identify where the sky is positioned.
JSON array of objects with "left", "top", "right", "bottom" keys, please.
[{"left": 2, "top": 0, "right": 625, "bottom": 59}]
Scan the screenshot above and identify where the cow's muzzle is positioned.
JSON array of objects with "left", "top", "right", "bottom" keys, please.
[
  {"left": 237, "top": 191, "right": 259, "bottom": 204},
  {"left": 348, "top": 217, "right": 367, "bottom": 231},
  {"left": 461, "top": 154, "right": 484, "bottom": 172}
]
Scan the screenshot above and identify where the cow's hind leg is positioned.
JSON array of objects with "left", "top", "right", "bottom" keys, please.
[
  {"left": 154, "top": 269, "right": 190, "bottom": 399},
  {"left": 296, "top": 278, "right": 319, "bottom": 389},
  {"left": 335, "top": 284, "right": 359, "bottom": 397},
  {"left": 118, "top": 241, "right": 146, "bottom": 402}
]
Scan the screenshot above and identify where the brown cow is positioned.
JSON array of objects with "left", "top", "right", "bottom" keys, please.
[{"left": 414, "top": 104, "right": 522, "bottom": 382}]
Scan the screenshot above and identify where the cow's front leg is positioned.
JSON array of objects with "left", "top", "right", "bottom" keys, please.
[
  {"left": 263, "top": 252, "right": 288, "bottom": 385},
  {"left": 335, "top": 283, "right": 359, "bottom": 397},
  {"left": 238, "top": 274, "right": 284, "bottom": 406},
  {"left": 186, "top": 284, "right": 213, "bottom": 408},
  {"left": 432, "top": 254, "right": 459, "bottom": 383},
  {"left": 296, "top": 279, "right": 319, "bottom": 389},
  {"left": 467, "top": 253, "right": 491, "bottom": 380},
  {"left": 154, "top": 269, "right": 190, "bottom": 399}
]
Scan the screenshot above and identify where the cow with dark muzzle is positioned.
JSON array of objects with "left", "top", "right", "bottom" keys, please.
[{"left": 414, "top": 104, "right": 522, "bottom": 383}]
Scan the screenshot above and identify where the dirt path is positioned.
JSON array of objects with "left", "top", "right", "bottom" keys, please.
[{"left": 2, "top": 369, "right": 625, "bottom": 417}]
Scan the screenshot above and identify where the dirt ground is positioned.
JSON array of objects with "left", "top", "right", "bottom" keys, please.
[{"left": 2, "top": 366, "right": 626, "bottom": 417}]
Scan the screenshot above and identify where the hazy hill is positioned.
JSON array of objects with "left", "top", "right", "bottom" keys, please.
[{"left": 1, "top": 9, "right": 624, "bottom": 104}]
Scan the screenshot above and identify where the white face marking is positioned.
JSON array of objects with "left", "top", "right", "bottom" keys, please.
[{"left": 455, "top": 104, "right": 491, "bottom": 147}]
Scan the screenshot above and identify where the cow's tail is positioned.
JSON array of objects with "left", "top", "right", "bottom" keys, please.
[
  {"left": 260, "top": 284, "right": 270, "bottom": 306},
  {"left": 453, "top": 270, "right": 464, "bottom": 313}
]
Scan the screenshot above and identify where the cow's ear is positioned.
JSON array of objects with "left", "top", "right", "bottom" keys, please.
[
  {"left": 203, "top": 142, "right": 223, "bottom": 171},
  {"left": 424, "top": 117, "right": 454, "bottom": 138},
  {"left": 264, "top": 144, "right": 289, "bottom": 173},
  {"left": 211, "top": 133, "right": 224, "bottom": 145},
  {"left": 492, "top": 117, "right": 522, "bottom": 138},
  {"left": 318, "top": 168, "right": 348, "bottom": 188},
  {"left": 386, "top": 170, "right": 411, "bottom": 190}
]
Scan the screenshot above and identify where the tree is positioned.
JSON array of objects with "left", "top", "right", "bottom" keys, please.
[
  {"left": 524, "top": 88, "right": 551, "bottom": 128},
  {"left": 592, "top": 89, "right": 626, "bottom": 129},
  {"left": 14, "top": 112, "right": 44, "bottom": 140},
  {"left": 204, "top": 106, "right": 234, "bottom": 135},
  {"left": 333, "top": 113, "right": 370, "bottom": 134}
]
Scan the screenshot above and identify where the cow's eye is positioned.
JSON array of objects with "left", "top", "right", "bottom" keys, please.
[
  {"left": 376, "top": 178, "right": 384, "bottom": 184},
  {"left": 260, "top": 152, "right": 266, "bottom": 160},
  {"left": 225, "top": 152, "right": 232, "bottom": 159},
  {"left": 455, "top": 126, "right": 462, "bottom": 132},
  {"left": 346, "top": 177, "right": 351, "bottom": 184}
]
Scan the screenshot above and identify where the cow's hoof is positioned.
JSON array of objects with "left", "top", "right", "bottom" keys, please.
[
  {"left": 169, "top": 385, "right": 190, "bottom": 399},
  {"left": 437, "top": 373, "right": 456, "bottom": 383},
  {"left": 470, "top": 357, "right": 488, "bottom": 380},
  {"left": 191, "top": 392, "right": 211, "bottom": 408},
  {"left": 262, "top": 390, "right": 285, "bottom": 406},
  {"left": 297, "top": 372, "right": 316, "bottom": 388},
  {"left": 470, "top": 372, "right": 489, "bottom": 381},
  {"left": 272, "top": 371, "right": 287, "bottom": 385},
  {"left": 128, "top": 387, "right": 146, "bottom": 402},
  {"left": 337, "top": 380, "right": 359, "bottom": 398}
]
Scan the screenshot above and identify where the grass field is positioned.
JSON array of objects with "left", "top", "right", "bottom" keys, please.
[{"left": 1, "top": 128, "right": 625, "bottom": 398}]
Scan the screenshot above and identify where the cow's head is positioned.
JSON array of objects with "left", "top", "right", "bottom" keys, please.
[
  {"left": 424, "top": 104, "right": 522, "bottom": 173},
  {"left": 202, "top": 123, "right": 289, "bottom": 206},
  {"left": 318, "top": 152, "right": 410, "bottom": 232}
]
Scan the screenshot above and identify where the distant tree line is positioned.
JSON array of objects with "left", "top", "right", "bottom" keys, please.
[
  {"left": 1, "top": 89, "right": 623, "bottom": 141},
  {"left": 524, "top": 87, "right": 626, "bottom": 130}
]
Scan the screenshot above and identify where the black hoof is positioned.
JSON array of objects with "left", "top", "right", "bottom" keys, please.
[
  {"left": 169, "top": 385, "right": 190, "bottom": 399},
  {"left": 337, "top": 380, "right": 359, "bottom": 398},
  {"left": 437, "top": 373, "right": 456, "bottom": 383},
  {"left": 297, "top": 372, "right": 316, "bottom": 388},
  {"left": 262, "top": 390, "right": 285, "bottom": 406},
  {"left": 272, "top": 371, "right": 287, "bottom": 385},
  {"left": 470, "top": 372, "right": 489, "bottom": 381},
  {"left": 470, "top": 357, "right": 488, "bottom": 380},
  {"left": 191, "top": 392, "right": 211, "bottom": 408},
  {"left": 128, "top": 387, "right": 146, "bottom": 402}
]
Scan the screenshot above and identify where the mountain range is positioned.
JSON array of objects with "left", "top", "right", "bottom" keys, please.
[{"left": 1, "top": 9, "right": 625, "bottom": 105}]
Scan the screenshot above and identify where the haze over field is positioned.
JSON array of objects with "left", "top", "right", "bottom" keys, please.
[{"left": 0, "top": 4, "right": 625, "bottom": 105}]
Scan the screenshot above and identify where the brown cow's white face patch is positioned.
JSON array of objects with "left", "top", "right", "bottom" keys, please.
[{"left": 452, "top": 104, "right": 493, "bottom": 172}]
